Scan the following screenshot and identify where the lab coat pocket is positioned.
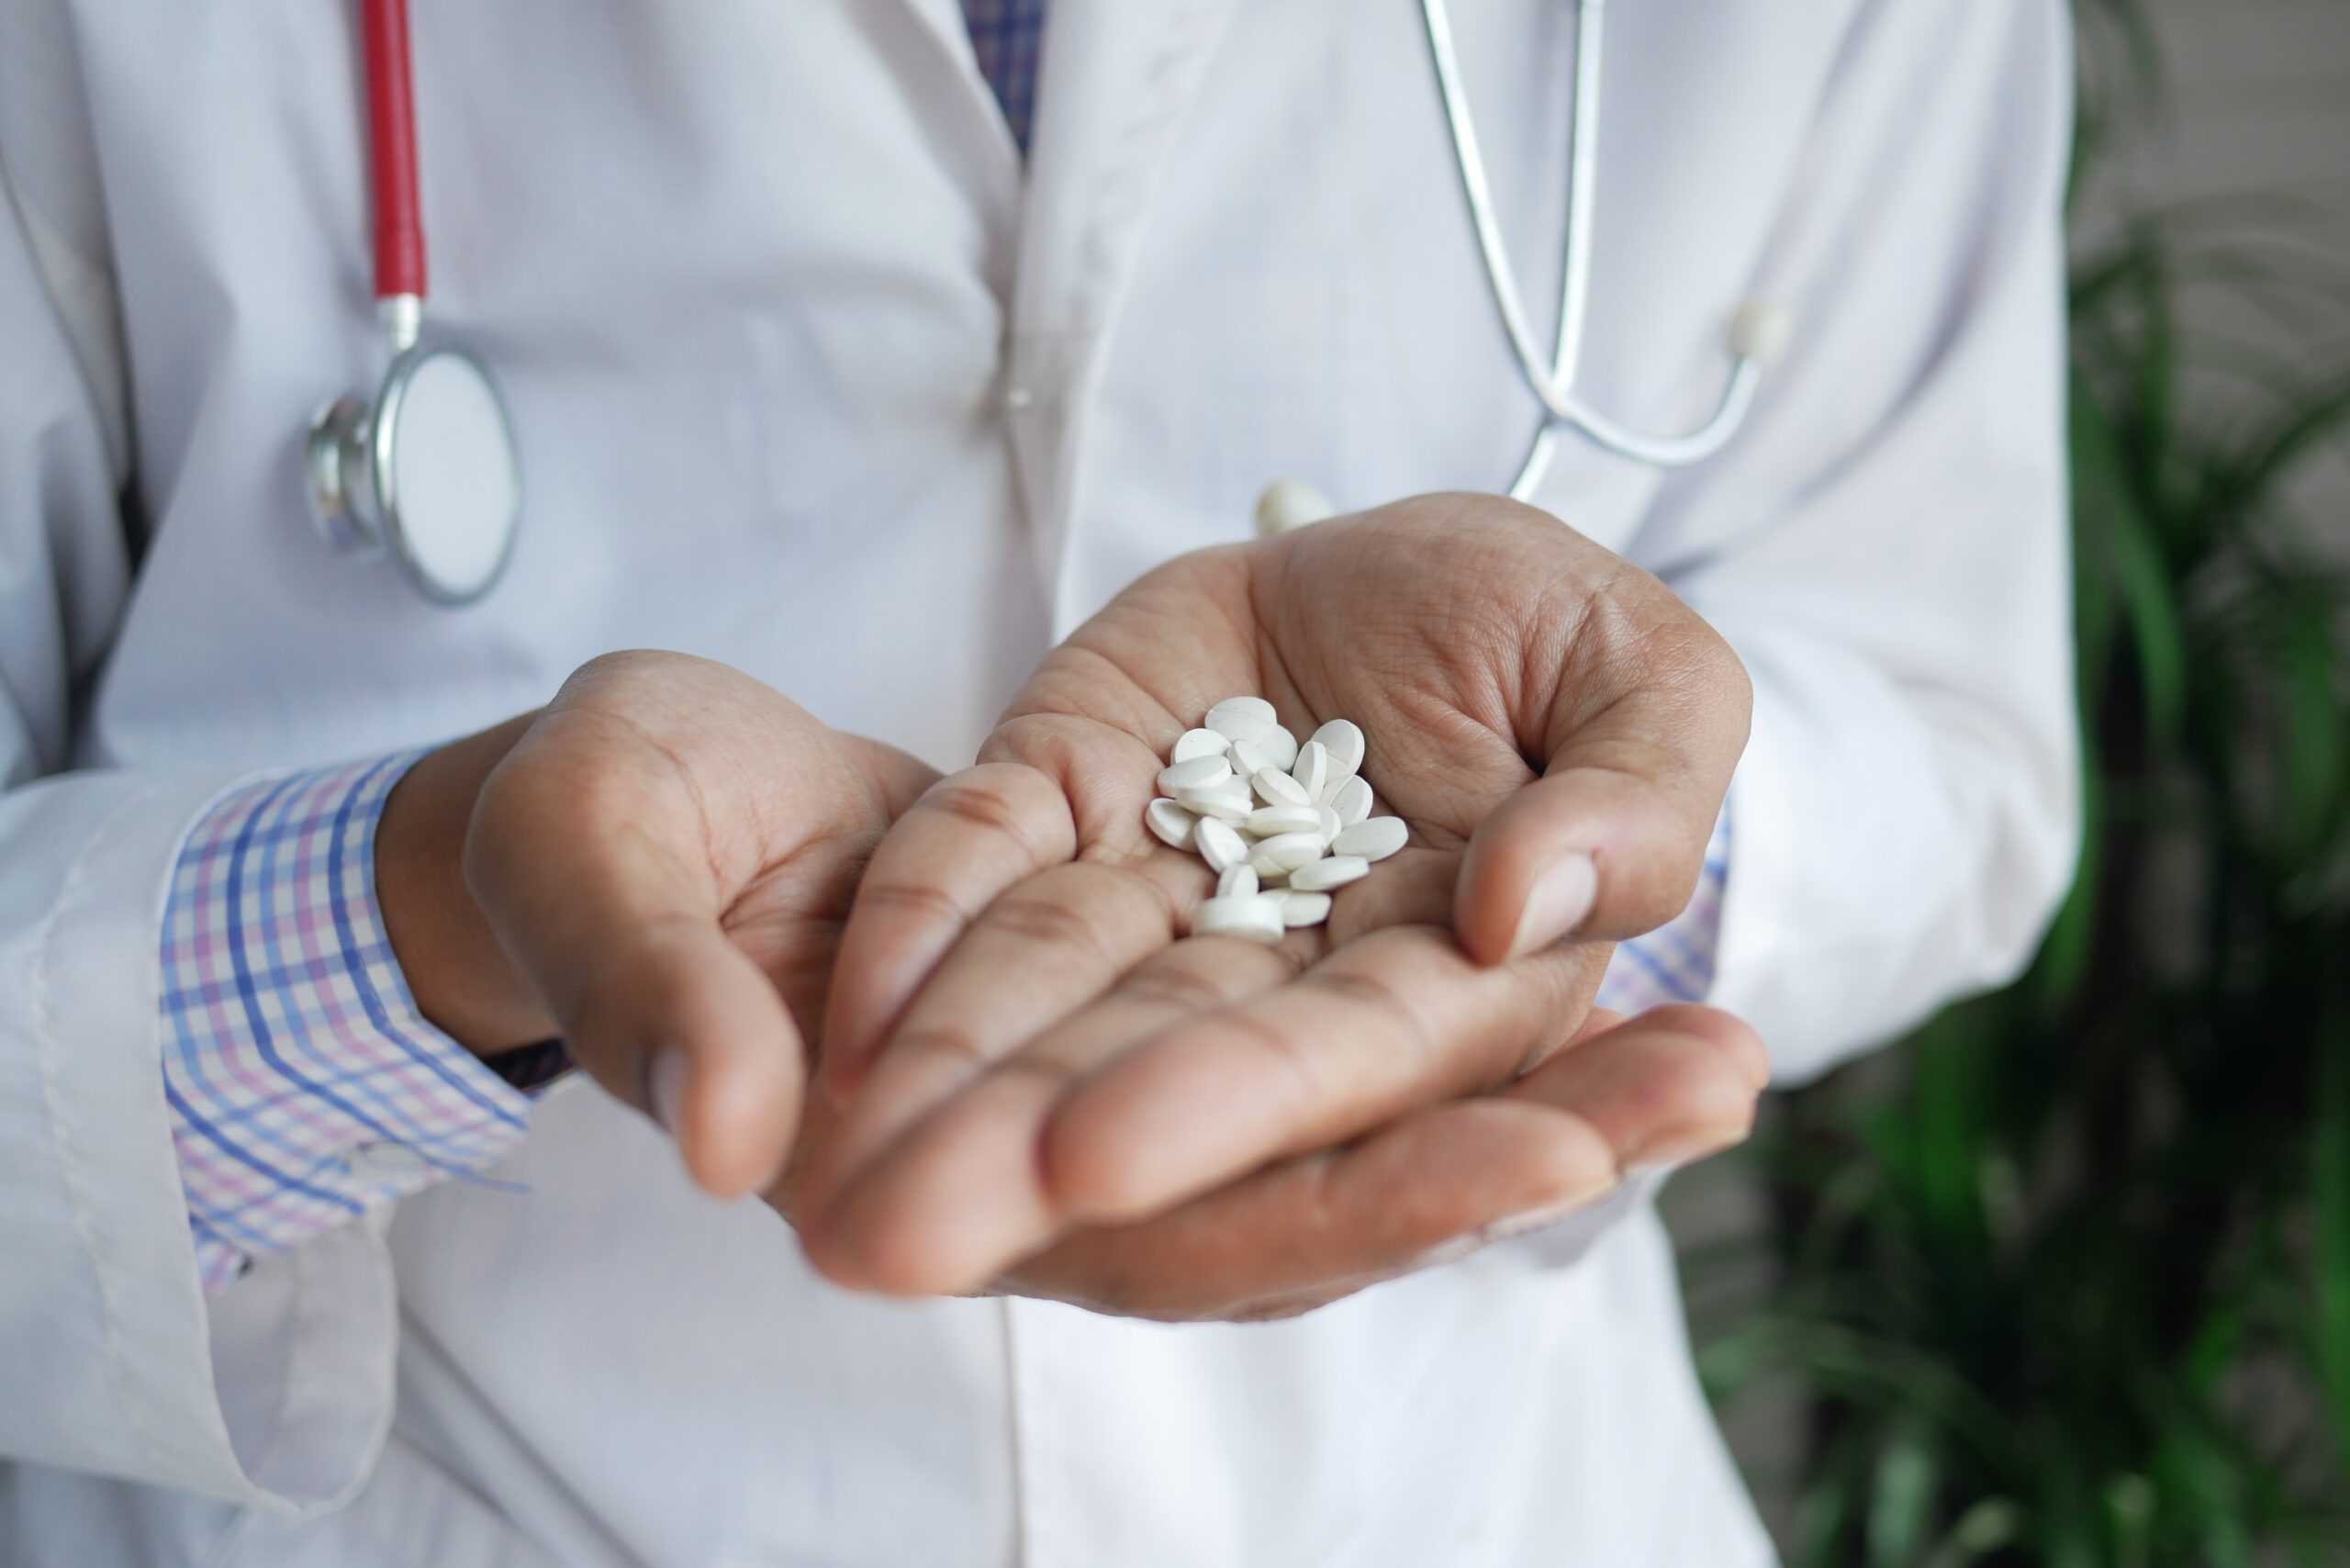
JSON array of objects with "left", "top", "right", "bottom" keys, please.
[{"left": 214, "top": 1432, "right": 565, "bottom": 1568}]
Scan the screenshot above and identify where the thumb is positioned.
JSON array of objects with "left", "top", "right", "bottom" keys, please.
[
  {"left": 464, "top": 756, "right": 803, "bottom": 1200},
  {"left": 1453, "top": 698, "right": 1745, "bottom": 967}
]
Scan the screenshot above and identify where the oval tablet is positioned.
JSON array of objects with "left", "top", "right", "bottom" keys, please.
[
  {"left": 1289, "top": 855, "right": 1369, "bottom": 892},
  {"left": 1177, "top": 781, "right": 1254, "bottom": 822},
  {"left": 1195, "top": 817, "right": 1251, "bottom": 872},
  {"left": 1249, "top": 831, "right": 1326, "bottom": 873},
  {"left": 1252, "top": 768, "right": 1311, "bottom": 808},
  {"left": 1158, "top": 755, "right": 1232, "bottom": 797},
  {"left": 1308, "top": 719, "right": 1365, "bottom": 780},
  {"left": 1192, "top": 892, "right": 1286, "bottom": 946},
  {"left": 1171, "top": 728, "right": 1231, "bottom": 764},
  {"left": 1290, "top": 741, "right": 1329, "bottom": 803},
  {"left": 1315, "top": 803, "right": 1342, "bottom": 842},
  {"left": 1227, "top": 739, "right": 1275, "bottom": 778},
  {"left": 1331, "top": 775, "right": 1373, "bottom": 825},
  {"left": 1144, "top": 798, "right": 1196, "bottom": 850},
  {"left": 1245, "top": 804, "right": 1323, "bottom": 838},
  {"left": 1277, "top": 890, "right": 1333, "bottom": 928},
  {"left": 1205, "top": 696, "right": 1278, "bottom": 743},
  {"left": 1330, "top": 817, "right": 1407, "bottom": 862},
  {"left": 1256, "top": 725, "right": 1300, "bottom": 771}
]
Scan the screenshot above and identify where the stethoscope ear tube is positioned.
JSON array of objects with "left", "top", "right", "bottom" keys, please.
[
  {"left": 363, "top": 0, "right": 427, "bottom": 305},
  {"left": 1420, "top": 0, "right": 1790, "bottom": 492}
]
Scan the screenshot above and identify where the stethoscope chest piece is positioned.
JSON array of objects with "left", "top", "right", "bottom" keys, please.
[{"left": 308, "top": 344, "right": 521, "bottom": 605}]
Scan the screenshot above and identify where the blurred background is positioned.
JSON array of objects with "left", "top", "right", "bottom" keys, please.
[{"left": 1662, "top": 1, "right": 2350, "bottom": 1562}]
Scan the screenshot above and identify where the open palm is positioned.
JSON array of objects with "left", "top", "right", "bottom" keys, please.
[{"left": 797, "top": 496, "right": 1754, "bottom": 1304}]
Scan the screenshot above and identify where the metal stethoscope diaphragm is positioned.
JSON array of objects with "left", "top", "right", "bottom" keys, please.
[{"left": 308, "top": 0, "right": 521, "bottom": 607}]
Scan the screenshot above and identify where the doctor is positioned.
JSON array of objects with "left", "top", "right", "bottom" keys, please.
[{"left": 0, "top": 2, "right": 2076, "bottom": 1565}]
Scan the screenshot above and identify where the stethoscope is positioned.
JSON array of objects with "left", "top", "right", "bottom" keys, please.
[
  {"left": 304, "top": 0, "right": 1789, "bottom": 599},
  {"left": 1258, "top": 0, "right": 1792, "bottom": 534},
  {"left": 307, "top": 0, "right": 521, "bottom": 606}
]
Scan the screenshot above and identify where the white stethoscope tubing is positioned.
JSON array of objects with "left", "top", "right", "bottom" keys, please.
[{"left": 1420, "top": 0, "right": 1785, "bottom": 498}]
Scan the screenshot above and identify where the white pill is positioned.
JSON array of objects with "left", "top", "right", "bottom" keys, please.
[
  {"left": 1192, "top": 893, "right": 1286, "bottom": 945},
  {"left": 1308, "top": 719, "right": 1365, "bottom": 781},
  {"left": 1330, "top": 817, "right": 1407, "bottom": 862},
  {"left": 1195, "top": 816, "right": 1251, "bottom": 872},
  {"left": 1252, "top": 767, "right": 1311, "bottom": 808},
  {"left": 1257, "top": 725, "right": 1300, "bottom": 771},
  {"left": 1246, "top": 804, "right": 1324, "bottom": 838},
  {"left": 1205, "top": 696, "right": 1278, "bottom": 743},
  {"left": 1171, "top": 728, "right": 1231, "bottom": 763},
  {"left": 1144, "top": 798, "right": 1196, "bottom": 850},
  {"left": 1290, "top": 855, "right": 1369, "bottom": 891},
  {"left": 1248, "top": 831, "right": 1326, "bottom": 874},
  {"left": 1331, "top": 775, "right": 1373, "bottom": 825},
  {"left": 1291, "top": 741, "right": 1329, "bottom": 803},
  {"left": 1315, "top": 803, "right": 1342, "bottom": 842},
  {"left": 1178, "top": 781, "right": 1254, "bottom": 822},
  {"left": 1276, "top": 890, "right": 1333, "bottom": 927},
  {"left": 1228, "top": 739, "right": 1275, "bottom": 778},
  {"left": 1217, "top": 863, "right": 1259, "bottom": 900},
  {"left": 1158, "top": 755, "right": 1232, "bottom": 797}
]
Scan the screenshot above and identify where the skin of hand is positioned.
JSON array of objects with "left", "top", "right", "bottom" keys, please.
[
  {"left": 375, "top": 650, "right": 938, "bottom": 1199},
  {"left": 379, "top": 648, "right": 1763, "bottom": 1316},
  {"left": 795, "top": 494, "right": 1759, "bottom": 1305}
]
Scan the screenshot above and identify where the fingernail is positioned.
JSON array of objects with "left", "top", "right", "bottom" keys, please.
[
  {"left": 1622, "top": 1123, "right": 1748, "bottom": 1176},
  {"left": 649, "top": 1048, "right": 689, "bottom": 1137},
  {"left": 1478, "top": 1177, "right": 1620, "bottom": 1243},
  {"left": 1506, "top": 852, "right": 1597, "bottom": 959}
]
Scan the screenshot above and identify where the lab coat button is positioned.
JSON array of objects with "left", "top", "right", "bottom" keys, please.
[{"left": 1003, "top": 384, "right": 1036, "bottom": 412}]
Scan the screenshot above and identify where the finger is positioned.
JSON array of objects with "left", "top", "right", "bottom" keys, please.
[
  {"left": 464, "top": 747, "right": 800, "bottom": 1199},
  {"left": 835, "top": 734, "right": 947, "bottom": 823},
  {"left": 800, "top": 935, "right": 1299, "bottom": 1291},
  {"left": 1043, "top": 924, "right": 1606, "bottom": 1225},
  {"left": 1500, "top": 1002, "right": 1765, "bottom": 1169},
  {"left": 996, "top": 1094, "right": 1620, "bottom": 1319},
  {"left": 1000, "top": 1005, "right": 1766, "bottom": 1322},
  {"left": 820, "top": 764, "right": 1079, "bottom": 1099},
  {"left": 810, "top": 845, "right": 1454, "bottom": 1249},
  {"left": 811, "top": 858, "right": 1192, "bottom": 1198},
  {"left": 1453, "top": 589, "right": 1751, "bottom": 962}
]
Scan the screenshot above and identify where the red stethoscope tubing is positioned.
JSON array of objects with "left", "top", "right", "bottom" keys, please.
[{"left": 362, "top": 0, "right": 427, "bottom": 303}]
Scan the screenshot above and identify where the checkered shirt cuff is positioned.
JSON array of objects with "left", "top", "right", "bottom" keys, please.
[
  {"left": 1593, "top": 801, "right": 1731, "bottom": 1014},
  {"left": 159, "top": 752, "right": 534, "bottom": 1294}
]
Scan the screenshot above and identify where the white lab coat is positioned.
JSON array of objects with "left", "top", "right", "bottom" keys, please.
[{"left": 0, "top": 1, "right": 2076, "bottom": 1562}]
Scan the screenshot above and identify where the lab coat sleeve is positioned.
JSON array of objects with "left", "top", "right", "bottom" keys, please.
[
  {"left": 1638, "top": 0, "right": 2079, "bottom": 1083},
  {"left": 0, "top": 70, "right": 403, "bottom": 1512}
]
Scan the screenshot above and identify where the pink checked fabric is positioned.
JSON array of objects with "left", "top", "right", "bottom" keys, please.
[
  {"left": 159, "top": 754, "right": 531, "bottom": 1294},
  {"left": 1593, "top": 808, "right": 1731, "bottom": 1018}
]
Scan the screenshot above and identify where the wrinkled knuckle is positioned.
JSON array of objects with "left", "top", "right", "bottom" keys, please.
[
  {"left": 923, "top": 775, "right": 1050, "bottom": 854},
  {"left": 888, "top": 1023, "right": 992, "bottom": 1072},
  {"left": 856, "top": 879, "right": 971, "bottom": 925},
  {"left": 985, "top": 891, "right": 1108, "bottom": 955},
  {"left": 1121, "top": 961, "right": 1231, "bottom": 1013},
  {"left": 1302, "top": 966, "right": 1407, "bottom": 1015}
]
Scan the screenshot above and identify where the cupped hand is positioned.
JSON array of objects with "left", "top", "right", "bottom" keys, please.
[
  {"left": 796, "top": 495, "right": 1754, "bottom": 1299},
  {"left": 381, "top": 650, "right": 937, "bottom": 1199}
]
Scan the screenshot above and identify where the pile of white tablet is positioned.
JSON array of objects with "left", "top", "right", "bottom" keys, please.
[{"left": 1142, "top": 697, "right": 1408, "bottom": 945}]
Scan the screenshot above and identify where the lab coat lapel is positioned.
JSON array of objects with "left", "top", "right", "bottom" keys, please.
[{"left": 1009, "top": 0, "right": 1244, "bottom": 632}]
